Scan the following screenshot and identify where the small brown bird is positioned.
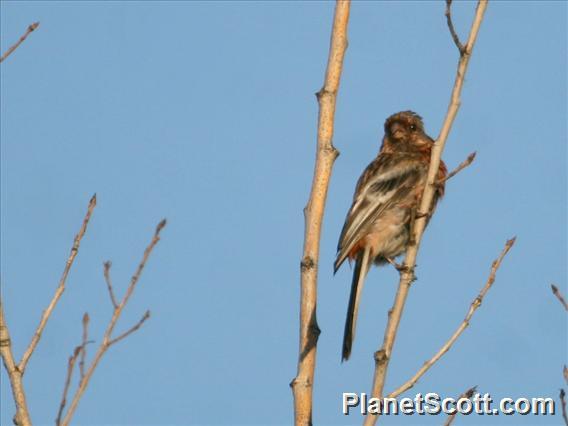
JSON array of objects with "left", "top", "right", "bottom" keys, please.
[{"left": 335, "top": 111, "right": 447, "bottom": 361}]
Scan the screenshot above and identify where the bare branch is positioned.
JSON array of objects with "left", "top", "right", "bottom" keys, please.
[
  {"left": 437, "top": 152, "right": 476, "bottom": 185},
  {"left": 445, "top": 1, "right": 465, "bottom": 55},
  {"left": 0, "top": 299, "right": 32, "bottom": 426},
  {"left": 443, "top": 386, "right": 477, "bottom": 426},
  {"left": 561, "top": 389, "right": 568, "bottom": 426},
  {"left": 0, "top": 22, "right": 40, "bottom": 63},
  {"left": 108, "top": 310, "right": 150, "bottom": 347},
  {"left": 564, "top": 365, "right": 568, "bottom": 386},
  {"left": 79, "top": 313, "right": 89, "bottom": 379},
  {"left": 551, "top": 284, "right": 568, "bottom": 311},
  {"left": 364, "top": 3, "right": 488, "bottom": 425},
  {"left": 113, "top": 219, "right": 166, "bottom": 319},
  {"left": 103, "top": 261, "right": 119, "bottom": 309},
  {"left": 388, "top": 238, "right": 515, "bottom": 398},
  {"left": 56, "top": 345, "right": 83, "bottom": 426},
  {"left": 19, "top": 194, "right": 97, "bottom": 373},
  {"left": 59, "top": 219, "right": 166, "bottom": 426},
  {"left": 291, "top": 2, "right": 350, "bottom": 425}
]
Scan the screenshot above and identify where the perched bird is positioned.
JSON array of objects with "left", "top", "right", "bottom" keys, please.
[{"left": 335, "top": 111, "right": 447, "bottom": 361}]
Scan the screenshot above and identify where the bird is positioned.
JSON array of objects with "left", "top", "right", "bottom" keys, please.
[{"left": 335, "top": 111, "right": 447, "bottom": 362}]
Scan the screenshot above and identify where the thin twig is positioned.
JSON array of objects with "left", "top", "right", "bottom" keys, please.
[
  {"left": 445, "top": 1, "right": 465, "bottom": 55},
  {"left": 443, "top": 386, "right": 477, "bottom": 426},
  {"left": 551, "top": 284, "right": 568, "bottom": 311},
  {"left": 59, "top": 219, "right": 166, "bottom": 426},
  {"left": 437, "top": 152, "right": 476, "bottom": 185},
  {"left": 56, "top": 345, "right": 83, "bottom": 426},
  {"left": 103, "top": 261, "right": 119, "bottom": 309},
  {"left": 108, "top": 310, "right": 150, "bottom": 346},
  {"left": 0, "top": 299, "right": 32, "bottom": 426},
  {"left": 79, "top": 313, "right": 89, "bottom": 379},
  {"left": 564, "top": 365, "right": 568, "bottom": 386},
  {"left": 0, "top": 22, "right": 40, "bottom": 63},
  {"left": 291, "top": 2, "right": 350, "bottom": 425},
  {"left": 388, "top": 238, "right": 515, "bottom": 399},
  {"left": 19, "top": 194, "right": 97, "bottom": 374},
  {"left": 560, "top": 389, "right": 568, "bottom": 426},
  {"left": 364, "top": 3, "right": 488, "bottom": 425}
]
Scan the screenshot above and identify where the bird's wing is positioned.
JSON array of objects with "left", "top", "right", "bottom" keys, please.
[{"left": 334, "top": 154, "right": 424, "bottom": 272}]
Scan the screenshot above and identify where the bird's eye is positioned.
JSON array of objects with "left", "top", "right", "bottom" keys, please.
[{"left": 409, "top": 124, "right": 417, "bottom": 132}]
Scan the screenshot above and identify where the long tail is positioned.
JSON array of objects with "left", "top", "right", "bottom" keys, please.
[{"left": 342, "top": 247, "right": 371, "bottom": 362}]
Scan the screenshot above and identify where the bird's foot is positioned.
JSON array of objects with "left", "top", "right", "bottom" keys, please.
[
  {"left": 386, "top": 257, "right": 411, "bottom": 272},
  {"left": 415, "top": 210, "right": 430, "bottom": 219}
]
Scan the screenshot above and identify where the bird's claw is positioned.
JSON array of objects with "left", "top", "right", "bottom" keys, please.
[
  {"left": 386, "top": 257, "right": 410, "bottom": 272},
  {"left": 415, "top": 210, "right": 430, "bottom": 219}
]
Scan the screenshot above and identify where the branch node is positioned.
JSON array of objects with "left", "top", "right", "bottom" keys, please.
[
  {"left": 300, "top": 257, "right": 315, "bottom": 272},
  {"left": 374, "top": 349, "right": 388, "bottom": 366},
  {"left": 309, "top": 320, "right": 321, "bottom": 339}
]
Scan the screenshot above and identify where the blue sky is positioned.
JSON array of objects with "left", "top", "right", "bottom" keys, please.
[{"left": 1, "top": 1, "right": 566, "bottom": 425}]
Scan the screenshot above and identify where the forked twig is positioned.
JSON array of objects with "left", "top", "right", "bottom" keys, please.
[
  {"left": 57, "top": 219, "right": 166, "bottom": 426},
  {"left": 108, "top": 310, "right": 150, "bottom": 346},
  {"left": 445, "top": 1, "right": 465, "bottom": 55},
  {"left": 1, "top": 299, "right": 32, "bottom": 426},
  {"left": 388, "top": 238, "right": 515, "bottom": 399},
  {"left": 20, "top": 193, "right": 96, "bottom": 374}
]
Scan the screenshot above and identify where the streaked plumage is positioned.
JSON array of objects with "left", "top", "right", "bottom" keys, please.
[{"left": 336, "top": 111, "right": 447, "bottom": 361}]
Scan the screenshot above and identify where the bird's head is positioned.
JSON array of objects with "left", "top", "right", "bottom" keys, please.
[{"left": 382, "top": 111, "right": 433, "bottom": 152}]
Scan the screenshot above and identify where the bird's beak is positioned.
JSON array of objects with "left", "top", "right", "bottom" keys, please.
[{"left": 393, "top": 129, "right": 405, "bottom": 140}]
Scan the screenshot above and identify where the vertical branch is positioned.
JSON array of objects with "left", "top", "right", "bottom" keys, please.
[
  {"left": 1, "top": 195, "right": 95, "bottom": 426},
  {"left": 0, "top": 300, "right": 33, "bottom": 426},
  {"left": 291, "top": 1, "right": 350, "bottom": 425},
  {"left": 364, "top": 2, "right": 488, "bottom": 425}
]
